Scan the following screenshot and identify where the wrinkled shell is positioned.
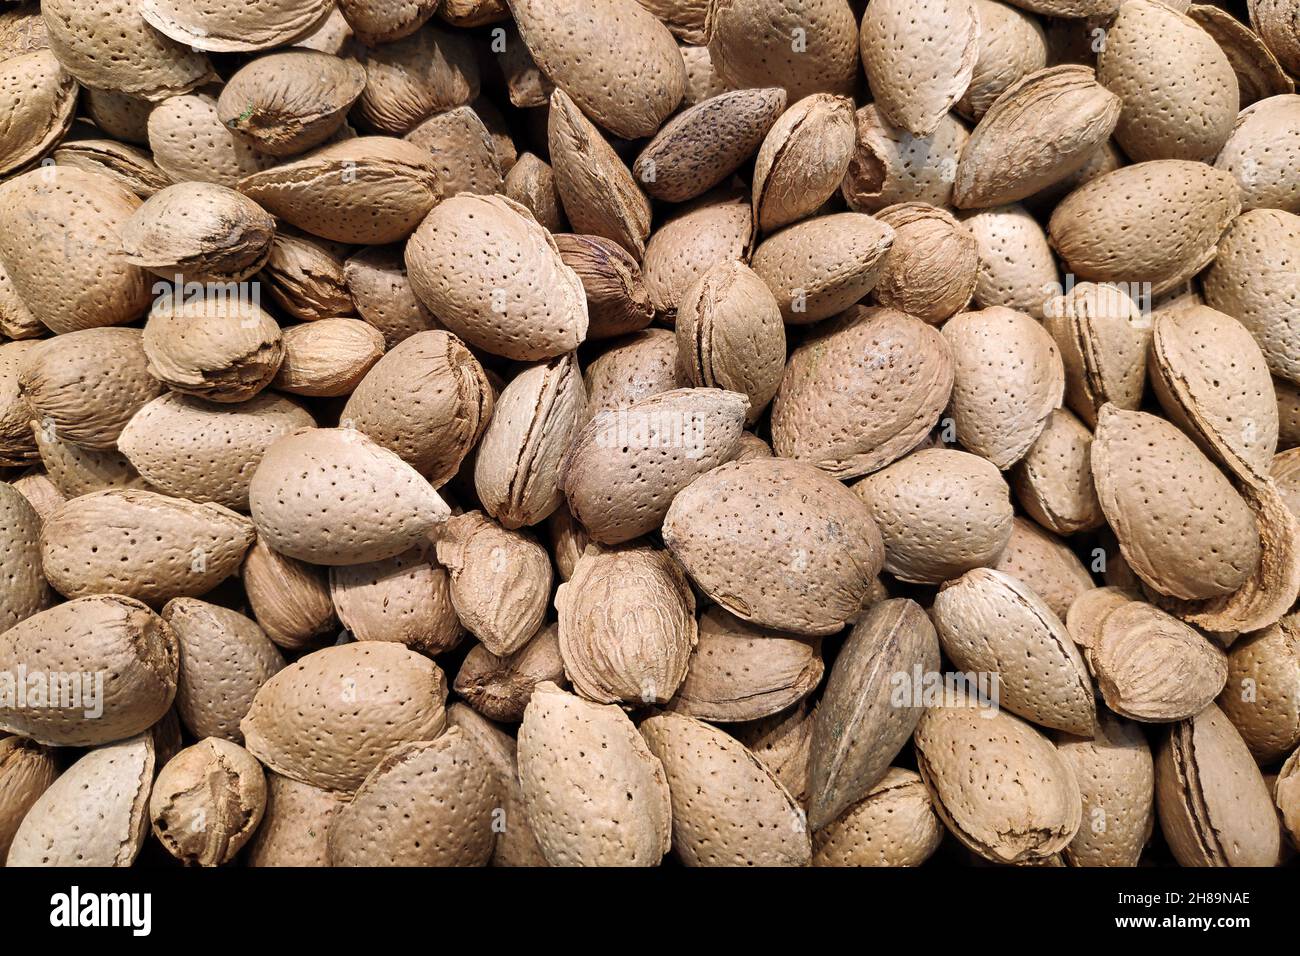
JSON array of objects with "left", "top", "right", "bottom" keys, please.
[
  {"left": 842, "top": 105, "right": 969, "bottom": 214},
  {"left": 554, "top": 233, "right": 654, "bottom": 340},
  {"left": 872, "top": 204, "right": 978, "bottom": 323},
  {"left": 330, "top": 546, "right": 464, "bottom": 656},
  {"left": 454, "top": 623, "right": 566, "bottom": 723},
  {"left": 0, "top": 50, "right": 77, "bottom": 176},
  {"left": 0, "top": 737, "right": 59, "bottom": 862},
  {"left": 241, "top": 536, "right": 337, "bottom": 650},
  {"left": 1054, "top": 712, "right": 1154, "bottom": 867},
  {"left": 751, "top": 93, "right": 856, "bottom": 233},
  {"left": 707, "top": 0, "right": 858, "bottom": 101},
  {"left": 273, "top": 319, "right": 386, "bottom": 398},
  {"left": 812, "top": 768, "right": 944, "bottom": 867},
  {"left": 149, "top": 738, "right": 267, "bottom": 866},
  {"left": 245, "top": 772, "right": 347, "bottom": 867},
  {"left": 1011, "top": 408, "right": 1105, "bottom": 535}
]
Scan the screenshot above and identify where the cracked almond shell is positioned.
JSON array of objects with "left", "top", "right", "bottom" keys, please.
[
  {"left": 139, "top": 0, "right": 333, "bottom": 53},
  {"left": 454, "top": 623, "right": 566, "bottom": 723},
  {"left": 406, "top": 192, "right": 588, "bottom": 361},
  {"left": 942, "top": 306, "right": 1065, "bottom": 469},
  {"left": 769, "top": 308, "right": 956, "bottom": 478},
  {"left": 0, "top": 595, "right": 177, "bottom": 747},
  {"left": 149, "top": 738, "right": 266, "bottom": 866},
  {"left": 342, "top": 330, "right": 492, "bottom": 486},
  {"left": 554, "top": 234, "right": 654, "bottom": 340},
  {"left": 248, "top": 427, "right": 449, "bottom": 566},
  {"left": 641, "top": 711, "right": 810, "bottom": 866},
  {"left": 807, "top": 599, "right": 940, "bottom": 831},
  {"left": 841, "top": 105, "right": 969, "bottom": 214},
  {"left": 241, "top": 641, "right": 448, "bottom": 792},
  {"left": 560, "top": 388, "right": 748, "bottom": 545},
  {"left": 1091, "top": 405, "right": 1260, "bottom": 601},
  {"left": 517, "top": 682, "right": 671, "bottom": 867},
  {"left": 556, "top": 543, "right": 697, "bottom": 706},
  {"left": 1155, "top": 702, "right": 1280, "bottom": 866},
  {"left": 662, "top": 457, "right": 885, "bottom": 636},
  {"left": 751, "top": 93, "right": 856, "bottom": 234},
  {"left": 933, "top": 568, "right": 1096, "bottom": 735},
  {"left": 329, "top": 546, "right": 464, "bottom": 656}
]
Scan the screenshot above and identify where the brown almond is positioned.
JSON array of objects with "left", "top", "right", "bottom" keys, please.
[
  {"left": 149, "top": 738, "right": 266, "bottom": 866},
  {"left": 641, "top": 194, "right": 751, "bottom": 319},
  {"left": 454, "top": 624, "right": 566, "bottom": 723},
  {"left": 259, "top": 229, "right": 356, "bottom": 322},
  {"left": 842, "top": 105, "right": 969, "bottom": 214},
  {"left": 0, "top": 737, "right": 58, "bottom": 862},
  {"left": 812, "top": 767, "right": 945, "bottom": 867},
  {"left": 353, "top": 24, "right": 479, "bottom": 134},
  {"left": 707, "top": 0, "right": 857, "bottom": 100},
  {"left": 993, "top": 516, "right": 1096, "bottom": 621},
  {"left": 962, "top": 203, "right": 1059, "bottom": 318},
  {"left": 872, "top": 203, "right": 979, "bottom": 323},
  {"left": 1216, "top": 617, "right": 1300, "bottom": 764},
  {"left": 329, "top": 545, "right": 464, "bottom": 656},
  {"left": 273, "top": 319, "right": 385, "bottom": 399},
  {"left": 1011, "top": 409, "right": 1105, "bottom": 536},
  {"left": 751, "top": 93, "right": 856, "bottom": 234},
  {"left": 241, "top": 536, "right": 338, "bottom": 651},
  {"left": 554, "top": 234, "right": 654, "bottom": 341}
]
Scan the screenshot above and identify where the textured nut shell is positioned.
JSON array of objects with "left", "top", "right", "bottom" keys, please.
[
  {"left": 1189, "top": 7, "right": 1292, "bottom": 109},
  {"left": 751, "top": 93, "right": 856, "bottom": 233},
  {"left": 706, "top": 0, "right": 858, "bottom": 101},
  {"left": 855, "top": 449, "right": 1013, "bottom": 585},
  {"left": 635, "top": 87, "right": 786, "bottom": 203},
  {"left": 474, "top": 353, "right": 585, "bottom": 529},
  {"left": 120, "top": 392, "right": 313, "bottom": 512},
  {"left": 872, "top": 204, "right": 978, "bottom": 323},
  {"left": 808, "top": 599, "right": 941, "bottom": 831},
  {"left": 662, "top": 457, "right": 885, "bottom": 636},
  {"left": 31, "top": 427, "right": 146, "bottom": 499},
  {"left": 434, "top": 511, "right": 551, "bottom": 656},
  {"left": 1097, "top": 0, "right": 1238, "bottom": 163},
  {"left": 842, "top": 106, "right": 969, "bottom": 214},
  {"left": 1092, "top": 601, "right": 1228, "bottom": 723},
  {"left": 1216, "top": 618, "right": 1300, "bottom": 764},
  {"left": 993, "top": 517, "right": 1096, "bottom": 621},
  {"left": 41, "top": 491, "right": 254, "bottom": 606},
  {"left": 335, "top": 0, "right": 439, "bottom": 44},
  {"left": 454, "top": 624, "right": 566, "bottom": 722},
  {"left": 915, "top": 703, "right": 1082, "bottom": 864},
  {"left": 583, "top": 329, "right": 680, "bottom": 425},
  {"left": 517, "top": 682, "right": 671, "bottom": 867},
  {"left": 0, "top": 595, "right": 177, "bottom": 746},
  {"left": 274, "top": 320, "right": 385, "bottom": 399},
  {"left": 1011, "top": 408, "right": 1105, "bottom": 535},
  {"left": 341, "top": 331, "right": 489, "bottom": 484},
  {"left": 556, "top": 544, "right": 697, "bottom": 705},
  {"left": 641, "top": 711, "right": 810, "bottom": 866},
  {"left": 249, "top": 427, "right": 449, "bottom": 566},
  {"left": 1067, "top": 586, "right": 1135, "bottom": 651},
  {"left": 1155, "top": 702, "right": 1280, "bottom": 866},
  {"left": 1091, "top": 406, "right": 1260, "bottom": 601},
  {"left": 163, "top": 598, "right": 285, "bottom": 743},
  {"left": 1150, "top": 305, "right": 1279, "bottom": 486},
  {"left": 1055, "top": 712, "right": 1154, "bottom": 867},
  {"left": 641, "top": 196, "right": 750, "bottom": 318},
  {"left": 668, "top": 607, "right": 821, "bottom": 723},
  {"left": 0, "top": 259, "right": 41, "bottom": 341},
  {"left": 675, "top": 262, "right": 785, "bottom": 424},
  {"left": 142, "top": 296, "right": 283, "bottom": 404},
  {"left": 404, "top": 105, "right": 503, "bottom": 197},
  {"left": 52, "top": 137, "right": 173, "bottom": 201},
  {"left": 962, "top": 203, "right": 1058, "bottom": 318},
  {"left": 1043, "top": 281, "right": 1152, "bottom": 428},
  {"left": 10, "top": 470, "right": 66, "bottom": 526},
  {"left": 813, "top": 768, "right": 943, "bottom": 867},
  {"left": 344, "top": 244, "right": 441, "bottom": 348},
  {"left": 1277, "top": 748, "right": 1300, "bottom": 848},
  {"left": 149, "top": 738, "right": 266, "bottom": 866},
  {"left": 751, "top": 212, "right": 895, "bottom": 324},
  {"left": 0, "top": 737, "right": 58, "bottom": 862},
  {"left": 1048, "top": 160, "right": 1240, "bottom": 298},
  {"left": 957, "top": 0, "right": 1048, "bottom": 121},
  {"left": 238, "top": 137, "right": 441, "bottom": 245},
  {"left": 246, "top": 772, "right": 347, "bottom": 867},
  {"left": 860, "top": 0, "right": 980, "bottom": 137},
  {"left": 955, "top": 66, "right": 1122, "bottom": 209},
  {"left": 933, "top": 568, "right": 1096, "bottom": 735},
  {"left": 0, "top": 482, "right": 51, "bottom": 633},
  {"left": 548, "top": 88, "right": 652, "bottom": 259},
  {"left": 18, "top": 328, "right": 161, "bottom": 451},
  {"left": 121, "top": 182, "right": 276, "bottom": 284},
  {"left": 554, "top": 233, "right": 654, "bottom": 340},
  {"left": 241, "top": 641, "right": 448, "bottom": 792},
  {"left": 0, "top": 50, "right": 77, "bottom": 175},
  {"left": 260, "top": 229, "right": 355, "bottom": 322},
  {"left": 217, "top": 50, "right": 364, "bottom": 157},
  {"left": 1251, "top": 0, "right": 1300, "bottom": 75},
  {"left": 504, "top": 153, "right": 566, "bottom": 234},
  {"left": 560, "top": 388, "right": 748, "bottom": 545},
  {"left": 942, "top": 306, "right": 1065, "bottom": 468},
  {"left": 6, "top": 734, "right": 154, "bottom": 867},
  {"left": 1215, "top": 96, "right": 1300, "bottom": 214},
  {"left": 242, "top": 536, "right": 337, "bottom": 650},
  {"left": 511, "top": 0, "right": 685, "bottom": 140},
  {"left": 330, "top": 546, "right": 464, "bottom": 656},
  {"left": 328, "top": 728, "right": 499, "bottom": 866},
  {"left": 353, "top": 25, "right": 479, "bottom": 135},
  {"left": 1202, "top": 208, "right": 1300, "bottom": 385},
  {"left": 149, "top": 93, "right": 278, "bottom": 187},
  {"left": 42, "top": 0, "right": 216, "bottom": 101},
  {"left": 406, "top": 192, "right": 588, "bottom": 361},
  {"left": 0, "top": 167, "right": 152, "bottom": 335},
  {"left": 139, "top": 0, "right": 332, "bottom": 52}
]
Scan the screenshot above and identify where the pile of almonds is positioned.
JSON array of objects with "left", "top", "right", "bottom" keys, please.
[{"left": 2, "top": 0, "right": 1300, "bottom": 869}]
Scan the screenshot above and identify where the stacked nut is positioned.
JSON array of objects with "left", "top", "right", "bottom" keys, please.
[{"left": 0, "top": 0, "right": 1298, "bottom": 869}]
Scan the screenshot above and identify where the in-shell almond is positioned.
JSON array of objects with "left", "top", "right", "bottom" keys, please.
[
  {"left": 871, "top": 204, "right": 978, "bottom": 324},
  {"left": 914, "top": 701, "right": 1082, "bottom": 865},
  {"left": 962, "top": 203, "right": 1058, "bottom": 318},
  {"left": 249, "top": 427, "right": 449, "bottom": 566},
  {"left": 812, "top": 768, "right": 944, "bottom": 867},
  {"left": 0, "top": 50, "right": 77, "bottom": 176},
  {"left": 554, "top": 234, "right": 654, "bottom": 340},
  {"left": 751, "top": 93, "right": 856, "bottom": 234},
  {"left": 932, "top": 568, "right": 1096, "bottom": 735},
  {"left": 641, "top": 194, "right": 750, "bottom": 319},
  {"left": 0, "top": 737, "right": 58, "bottom": 862},
  {"left": 957, "top": 0, "right": 1048, "bottom": 121},
  {"left": 139, "top": 0, "right": 333, "bottom": 52},
  {"left": 505, "top": 153, "right": 566, "bottom": 234},
  {"left": 641, "top": 711, "right": 810, "bottom": 866},
  {"left": 406, "top": 193, "right": 588, "bottom": 361},
  {"left": 274, "top": 320, "right": 386, "bottom": 398},
  {"left": 246, "top": 772, "right": 347, "bottom": 868},
  {"left": 583, "top": 329, "right": 680, "bottom": 425},
  {"left": 807, "top": 599, "right": 941, "bottom": 831},
  {"left": 241, "top": 641, "right": 448, "bottom": 792},
  {"left": 344, "top": 244, "right": 442, "bottom": 348},
  {"left": 662, "top": 457, "right": 885, "bottom": 636},
  {"left": 259, "top": 229, "right": 355, "bottom": 322},
  {"left": 1010, "top": 408, "right": 1105, "bottom": 535},
  {"left": 405, "top": 105, "right": 504, "bottom": 198},
  {"left": 454, "top": 624, "right": 566, "bottom": 723},
  {"left": 1216, "top": 617, "right": 1300, "bottom": 764},
  {"left": 335, "top": 0, "right": 439, "bottom": 44},
  {"left": 242, "top": 536, "right": 337, "bottom": 651},
  {"left": 560, "top": 388, "right": 748, "bottom": 545},
  {"left": 352, "top": 25, "right": 479, "bottom": 135},
  {"left": 1215, "top": 95, "right": 1300, "bottom": 214},
  {"left": 993, "top": 517, "right": 1096, "bottom": 622},
  {"left": 329, "top": 546, "right": 464, "bottom": 656},
  {"left": 1091, "top": 601, "right": 1229, "bottom": 723},
  {"left": 149, "top": 93, "right": 278, "bottom": 188},
  {"left": 149, "top": 738, "right": 266, "bottom": 866},
  {"left": 0, "top": 595, "right": 177, "bottom": 746},
  {"left": 707, "top": 0, "right": 858, "bottom": 101},
  {"left": 556, "top": 543, "right": 697, "bottom": 706},
  {"left": 516, "top": 682, "right": 671, "bottom": 867},
  {"left": 0, "top": 481, "right": 50, "bottom": 634},
  {"left": 842, "top": 105, "right": 969, "bottom": 214}
]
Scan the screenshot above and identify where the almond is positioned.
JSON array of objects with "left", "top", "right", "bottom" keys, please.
[
  {"left": 554, "top": 234, "right": 654, "bottom": 340},
  {"left": 272, "top": 319, "right": 386, "bottom": 398},
  {"left": 642, "top": 194, "right": 751, "bottom": 319},
  {"left": 751, "top": 93, "right": 856, "bottom": 234},
  {"left": 707, "top": 0, "right": 858, "bottom": 100},
  {"left": 335, "top": 0, "right": 440, "bottom": 45},
  {"left": 261, "top": 226, "right": 354, "bottom": 322},
  {"left": 872, "top": 203, "right": 979, "bottom": 323},
  {"left": 241, "top": 536, "right": 338, "bottom": 651},
  {"left": 149, "top": 738, "right": 266, "bottom": 866},
  {"left": 962, "top": 202, "right": 1059, "bottom": 318},
  {"left": 404, "top": 105, "right": 504, "bottom": 197},
  {"left": 993, "top": 516, "right": 1096, "bottom": 621},
  {"left": 1215, "top": 95, "right": 1300, "bottom": 214},
  {"left": 1010, "top": 409, "right": 1105, "bottom": 535},
  {"left": 0, "top": 342, "right": 39, "bottom": 467},
  {"left": 0, "top": 50, "right": 77, "bottom": 175},
  {"left": 52, "top": 135, "right": 173, "bottom": 200},
  {"left": 0, "top": 737, "right": 58, "bottom": 862},
  {"left": 0, "top": 481, "right": 51, "bottom": 633},
  {"left": 958, "top": 0, "right": 1048, "bottom": 121},
  {"left": 517, "top": 682, "right": 671, "bottom": 866},
  {"left": 241, "top": 641, "right": 448, "bottom": 792},
  {"left": 1216, "top": 616, "right": 1300, "bottom": 764},
  {"left": 556, "top": 543, "right": 696, "bottom": 706},
  {"left": 583, "top": 329, "right": 681, "bottom": 425},
  {"left": 344, "top": 244, "right": 442, "bottom": 348},
  {"left": 454, "top": 623, "right": 566, "bottom": 722},
  {"left": 148, "top": 93, "right": 278, "bottom": 188},
  {"left": 329, "top": 545, "right": 464, "bottom": 655},
  {"left": 246, "top": 772, "right": 349, "bottom": 867},
  {"left": 352, "top": 24, "right": 479, "bottom": 134},
  {"left": 841, "top": 105, "right": 969, "bottom": 214},
  {"left": 1188, "top": 6, "right": 1293, "bottom": 109},
  {"left": 812, "top": 768, "right": 944, "bottom": 867},
  {"left": 30, "top": 427, "right": 146, "bottom": 499},
  {"left": 504, "top": 153, "right": 566, "bottom": 234},
  {"left": 662, "top": 457, "right": 885, "bottom": 636}
]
